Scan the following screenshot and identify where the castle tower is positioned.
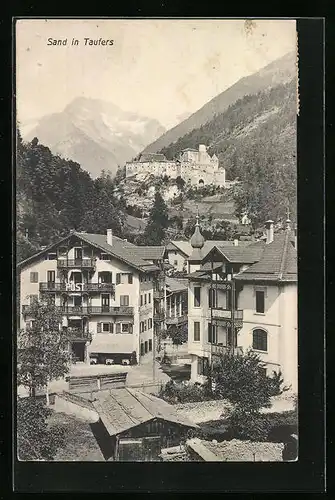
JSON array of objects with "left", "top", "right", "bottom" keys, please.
[
  {"left": 198, "top": 144, "right": 207, "bottom": 165},
  {"left": 188, "top": 212, "right": 205, "bottom": 273}
]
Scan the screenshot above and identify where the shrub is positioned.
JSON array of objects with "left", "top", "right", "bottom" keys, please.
[{"left": 158, "top": 380, "right": 212, "bottom": 404}]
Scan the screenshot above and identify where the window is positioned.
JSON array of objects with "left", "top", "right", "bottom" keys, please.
[
  {"left": 140, "top": 295, "right": 143, "bottom": 306},
  {"left": 116, "top": 273, "right": 121, "bottom": 285},
  {"left": 101, "top": 253, "right": 110, "bottom": 261},
  {"left": 144, "top": 294, "right": 147, "bottom": 305},
  {"left": 120, "top": 295, "right": 129, "bottom": 306},
  {"left": 208, "top": 288, "right": 217, "bottom": 308},
  {"left": 115, "top": 323, "right": 121, "bottom": 334},
  {"left": 99, "top": 272, "right": 112, "bottom": 283},
  {"left": 193, "top": 321, "right": 200, "bottom": 341},
  {"left": 128, "top": 273, "right": 133, "bottom": 284},
  {"left": 148, "top": 293, "right": 151, "bottom": 304},
  {"left": 174, "top": 260, "right": 178, "bottom": 266},
  {"left": 122, "top": 323, "right": 130, "bottom": 333},
  {"left": 208, "top": 323, "right": 217, "bottom": 344},
  {"left": 252, "top": 329, "right": 268, "bottom": 351},
  {"left": 47, "top": 270, "right": 55, "bottom": 283},
  {"left": 194, "top": 287, "right": 201, "bottom": 307},
  {"left": 149, "top": 339, "right": 152, "bottom": 351},
  {"left": 255, "top": 290, "right": 265, "bottom": 313},
  {"left": 29, "top": 294, "right": 38, "bottom": 305},
  {"left": 140, "top": 343, "right": 145, "bottom": 356},
  {"left": 148, "top": 318, "right": 152, "bottom": 329},
  {"left": 145, "top": 341, "right": 148, "bottom": 353},
  {"left": 30, "top": 272, "right": 38, "bottom": 283},
  {"left": 197, "top": 357, "right": 209, "bottom": 376},
  {"left": 102, "top": 322, "right": 112, "bottom": 333}
]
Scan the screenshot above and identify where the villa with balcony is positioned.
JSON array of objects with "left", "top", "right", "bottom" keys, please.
[
  {"left": 186, "top": 216, "right": 298, "bottom": 392},
  {"left": 18, "top": 229, "right": 164, "bottom": 366}
]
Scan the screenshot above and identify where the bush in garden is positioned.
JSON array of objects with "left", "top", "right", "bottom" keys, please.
[{"left": 158, "top": 380, "right": 212, "bottom": 404}]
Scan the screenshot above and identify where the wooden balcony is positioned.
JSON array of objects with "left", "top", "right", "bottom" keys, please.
[
  {"left": 65, "top": 327, "right": 92, "bottom": 341},
  {"left": 23, "top": 304, "right": 134, "bottom": 317},
  {"left": 203, "top": 344, "right": 243, "bottom": 356},
  {"left": 153, "top": 311, "right": 165, "bottom": 322},
  {"left": 39, "top": 282, "right": 115, "bottom": 293},
  {"left": 211, "top": 308, "right": 243, "bottom": 327},
  {"left": 166, "top": 313, "right": 188, "bottom": 325},
  {"left": 57, "top": 259, "right": 96, "bottom": 269},
  {"left": 153, "top": 289, "right": 165, "bottom": 299}
]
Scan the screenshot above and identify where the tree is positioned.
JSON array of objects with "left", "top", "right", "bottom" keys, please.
[
  {"left": 168, "top": 323, "right": 188, "bottom": 346},
  {"left": 142, "top": 189, "right": 169, "bottom": 245},
  {"left": 209, "top": 349, "right": 289, "bottom": 440},
  {"left": 17, "top": 397, "right": 66, "bottom": 460},
  {"left": 17, "top": 298, "right": 71, "bottom": 400}
]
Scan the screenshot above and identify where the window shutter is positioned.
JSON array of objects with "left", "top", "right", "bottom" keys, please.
[
  {"left": 97, "top": 322, "right": 102, "bottom": 333},
  {"left": 128, "top": 273, "right": 133, "bottom": 284},
  {"left": 109, "top": 322, "right": 113, "bottom": 333},
  {"left": 125, "top": 295, "right": 129, "bottom": 306},
  {"left": 129, "top": 324, "right": 133, "bottom": 334},
  {"left": 116, "top": 273, "right": 121, "bottom": 285},
  {"left": 116, "top": 323, "right": 121, "bottom": 333}
]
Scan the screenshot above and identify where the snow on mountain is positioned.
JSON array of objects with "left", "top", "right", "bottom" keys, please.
[{"left": 21, "top": 97, "right": 166, "bottom": 178}]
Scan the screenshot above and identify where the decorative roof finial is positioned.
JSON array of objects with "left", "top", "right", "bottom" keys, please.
[{"left": 190, "top": 207, "right": 205, "bottom": 249}]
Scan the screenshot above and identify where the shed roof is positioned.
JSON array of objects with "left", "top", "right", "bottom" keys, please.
[{"left": 92, "top": 388, "right": 198, "bottom": 436}]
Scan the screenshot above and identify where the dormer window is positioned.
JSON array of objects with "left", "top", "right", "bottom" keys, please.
[{"left": 101, "top": 253, "right": 110, "bottom": 261}]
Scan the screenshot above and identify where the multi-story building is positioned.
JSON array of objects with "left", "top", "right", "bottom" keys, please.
[
  {"left": 125, "top": 144, "right": 226, "bottom": 187},
  {"left": 165, "top": 239, "right": 252, "bottom": 273},
  {"left": 186, "top": 217, "right": 298, "bottom": 392},
  {"left": 18, "top": 229, "right": 166, "bottom": 366}
]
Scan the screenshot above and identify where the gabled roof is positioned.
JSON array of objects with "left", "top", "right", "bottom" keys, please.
[
  {"left": 18, "top": 231, "right": 159, "bottom": 273},
  {"left": 168, "top": 240, "right": 252, "bottom": 259},
  {"left": 92, "top": 388, "right": 197, "bottom": 437},
  {"left": 130, "top": 246, "right": 165, "bottom": 261},
  {"left": 166, "top": 276, "right": 188, "bottom": 293},
  {"left": 234, "top": 230, "right": 297, "bottom": 283},
  {"left": 202, "top": 241, "right": 265, "bottom": 264}
]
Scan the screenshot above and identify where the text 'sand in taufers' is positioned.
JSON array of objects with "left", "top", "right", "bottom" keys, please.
[{"left": 47, "top": 38, "right": 114, "bottom": 46}]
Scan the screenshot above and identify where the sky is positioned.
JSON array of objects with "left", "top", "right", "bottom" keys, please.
[{"left": 16, "top": 19, "right": 297, "bottom": 130}]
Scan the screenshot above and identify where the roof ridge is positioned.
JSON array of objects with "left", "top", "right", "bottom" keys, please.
[{"left": 278, "top": 230, "right": 290, "bottom": 280}]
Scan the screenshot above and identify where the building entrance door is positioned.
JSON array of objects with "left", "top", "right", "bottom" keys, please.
[
  {"left": 101, "top": 294, "right": 110, "bottom": 313},
  {"left": 71, "top": 341, "right": 85, "bottom": 362},
  {"left": 74, "top": 248, "right": 83, "bottom": 265}
]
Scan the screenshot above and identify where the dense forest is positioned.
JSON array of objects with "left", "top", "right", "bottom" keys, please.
[
  {"left": 159, "top": 81, "right": 297, "bottom": 226},
  {"left": 16, "top": 132, "right": 127, "bottom": 262}
]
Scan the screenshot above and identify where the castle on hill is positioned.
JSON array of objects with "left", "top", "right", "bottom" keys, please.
[{"left": 125, "top": 144, "right": 226, "bottom": 187}]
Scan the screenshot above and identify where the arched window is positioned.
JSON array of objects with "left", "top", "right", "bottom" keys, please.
[
  {"left": 252, "top": 329, "right": 268, "bottom": 351},
  {"left": 199, "top": 179, "right": 204, "bottom": 185}
]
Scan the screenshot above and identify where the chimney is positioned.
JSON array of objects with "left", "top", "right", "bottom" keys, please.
[
  {"left": 233, "top": 239, "right": 239, "bottom": 246},
  {"left": 107, "top": 229, "right": 113, "bottom": 246},
  {"left": 265, "top": 220, "right": 274, "bottom": 244}
]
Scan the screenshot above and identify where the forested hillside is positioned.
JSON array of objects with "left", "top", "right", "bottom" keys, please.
[
  {"left": 16, "top": 132, "right": 127, "bottom": 262},
  {"left": 159, "top": 80, "right": 297, "bottom": 226}
]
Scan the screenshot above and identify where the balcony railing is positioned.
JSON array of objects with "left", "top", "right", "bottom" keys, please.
[
  {"left": 65, "top": 328, "right": 92, "bottom": 341},
  {"left": 203, "top": 344, "right": 243, "bottom": 356},
  {"left": 39, "top": 282, "right": 115, "bottom": 293},
  {"left": 61, "top": 306, "right": 134, "bottom": 316},
  {"left": 211, "top": 308, "right": 243, "bottom": 320},
  {"left": 57, "top": 259, "right": 96, "bottom": 269},
  {"left": 153, "top": 311, "right": 165, "bottom": 321},
  {"left": 166, "top": 313, "right": 188, "bottom": 325},
  {"left": 22, "top": 304, "right": 134, "bottom": 317}
]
